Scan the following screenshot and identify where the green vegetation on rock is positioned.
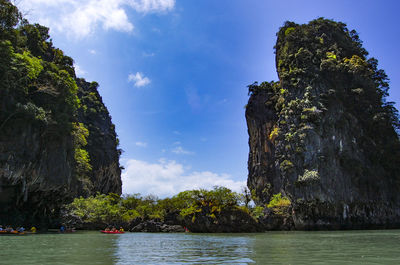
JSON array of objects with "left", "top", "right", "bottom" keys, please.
[
  {"left": 0, "top": 0, "right": 121, "bottom": 226},
  {"left": 246, "top": 18, "right": 400, "bottom": 230},
  {"left": 267, "top": 193, "right": 291, "bottom": 216}
]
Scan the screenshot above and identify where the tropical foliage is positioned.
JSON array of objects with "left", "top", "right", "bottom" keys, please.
[{"left": 64, "top": 186, "right": 266, "bottom": 226}]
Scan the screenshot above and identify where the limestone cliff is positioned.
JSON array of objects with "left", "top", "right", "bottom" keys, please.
[
  {"left": 246, "top": 18, "right": 400, "bottom": 229},
  {"left": 0, "top": 1, "right": 121, "bottom": 226},
  {"left": 76, "top": 79, "right": 122, "bottom": 195}
]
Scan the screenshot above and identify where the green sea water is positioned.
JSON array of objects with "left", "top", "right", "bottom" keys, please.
[{"left": 0, "top": 230, "right": 399, "bottom": 264}]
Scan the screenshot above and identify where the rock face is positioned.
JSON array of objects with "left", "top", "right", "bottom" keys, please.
[
  {"left": 0, "top": 1, "right": 121, "bottom": 226},
  {"left": 183, "top": 208, "right": 262, "bottom": 233},
  {"left": 130, "top": 220, "right": 186, "bottom": 233},
  {"left": 246, "top": 19, "right": 400, "bottom": 230},
  {"left": 76, "top": 79, "right": 122, "bottom": 195}
]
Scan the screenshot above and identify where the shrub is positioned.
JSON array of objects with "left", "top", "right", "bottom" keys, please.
[
  {"left": 280, "top": 160, "right": 294, "bottom": 172},
  {"left": 269, "top": 126, "right": 280, "bottom": 140},
  {"left": 267, "top": 193, "right": 291, "bottom": 216},
  {"left": 326, "top": 51, "right": 337, "bottom": 60},
  {"left": 297, "top": 169, "right": 320, "bottom": 184},
  {"left": 252, "top": 206, "right": 265, "bottom": 219},
  {"left": 284, "top": 27, "right": 295, "bottom": 36},
  {"left": 14, "top": 51, "right": 43, "bottom": 79}
]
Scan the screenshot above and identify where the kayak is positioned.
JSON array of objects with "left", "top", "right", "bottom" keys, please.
[
  {"left": 0, "top": 230, "right": 25, "bottom": 235},
  {"left": 101, "top": 230, "right": 125, "bottom": 234}
]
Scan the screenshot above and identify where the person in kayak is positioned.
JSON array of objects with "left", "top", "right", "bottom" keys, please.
[
  {"left": 0, "top": 225, "right": 3, "bottom": 231},
  {"left": 104, "top": 227, "right": 110, "bottom": 231},
  {"left": 30, "top": 226, "right": 37, "bottom": 233},
  {"left": 119, "top": 227, "right": 124, "bottom": 232},
  {"left": 111, "top": 226, "right": 117, "bottom": 232}
]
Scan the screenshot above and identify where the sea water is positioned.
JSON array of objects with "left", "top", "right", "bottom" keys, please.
[{"left": 0, "top": 230, "right": 399, "bottom": 264}]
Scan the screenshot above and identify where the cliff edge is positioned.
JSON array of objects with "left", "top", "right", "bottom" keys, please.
[
  {"left": 0, "top": 1, "right": 121, "bottom": 226},
  {"left": 246, "top": 18, "right": 400, "bottom": 230}
]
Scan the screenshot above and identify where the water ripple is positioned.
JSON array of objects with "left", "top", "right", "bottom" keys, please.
[{"left": 115, "top": 233, "right": 255, "bottom": 265}]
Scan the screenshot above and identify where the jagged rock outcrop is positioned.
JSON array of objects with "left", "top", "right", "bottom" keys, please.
[
  {"left": 76, "top": 79, "right": 122, "bottom": 195},
  {"left": 0, "top": 1, "right": 121, "bottom": 226},
  {"left": 246, "top": 18, "right": 400, "bottom": 230}
]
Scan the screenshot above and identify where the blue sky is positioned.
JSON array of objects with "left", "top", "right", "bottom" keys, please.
[{"left": 18, "top": 0, "right": 400, "bottom": 197}]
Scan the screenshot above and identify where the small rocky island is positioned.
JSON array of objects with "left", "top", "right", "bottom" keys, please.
[{"left": 246, "top": 18, "right": 400, "bottom": 230}]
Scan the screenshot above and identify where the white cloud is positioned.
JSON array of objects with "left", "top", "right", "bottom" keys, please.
[
  {"left": 142, "top": 51, "right": 155, "bottom": 57},
  {"left": 17, "top": 0, "right": 175, "bottom": 39},
  {"left": 121, "top": 159, "right": 246, "bottom": 197},
  {"left": 74, "top": 64, "right": 87, "bottom": 76},
  {"left": 128, "top": 72, "right": 151, "bottom": 87},
  {"left": 185, "top": 86, "right": 202, "bottom": 110},
  {"left": 218, "top": 98, "right": 228, "bottom": 104},
  {"left": 171, "top": 146, "right": 194, "bottom": 155},
  {"left": 135, "top": 141, "right": 147, "bottom": 147},
  {"left": 89, "top": 49, "right": 97, "bottom": 54},
  {"left": 127, "top": 0, "right": 175, "bottom": 13}
]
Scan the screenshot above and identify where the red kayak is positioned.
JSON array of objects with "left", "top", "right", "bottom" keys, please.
[
  {"left": 101, "top": 230, "right": 125, "bottom": 234},
  {"left": 0, "top": 230, "right": 25, "bottom": 235}
]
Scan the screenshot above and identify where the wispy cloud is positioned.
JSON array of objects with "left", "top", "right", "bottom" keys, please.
[
  {"left": 128, "top": 72, "right": 151, "bottom": 87},
  {"left": 217, "top": 98, "right": 228, "bottom": 104},
  {"left": 18, "top": 0, "right": 175, "bottom": 39},
  {"left": 129, "top": 0, "right": 175, "bottom": 13},
  {"left": 142, "top": 51, "right": 155, "bottom": 57},
  {"left": 74, "top": 64, "right": 87, "bottom": 76},
  {"left": 121, "top": 158, "right": 246, "bottom": 197},
  {"left": 185, "top": 86, "right": 202, "bottom": 110},
  {"left": 171, "top": 146, "right": 194, "bottom": 155},
  {"left": 89, "top": 49, "right": 97, "bottom": 54},
  {"left": 135, "top": 141, "right": 147, "bottom": 147}
]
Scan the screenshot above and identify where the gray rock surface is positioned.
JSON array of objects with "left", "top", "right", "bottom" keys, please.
[{"left": 246, "top": 19, "right": 400, "bottom": 230}]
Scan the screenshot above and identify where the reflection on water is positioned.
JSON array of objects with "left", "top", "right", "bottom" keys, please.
[
  {"left": 1, "top": 230, "right": 400, "bottom": 264},
  {"left": 115, "top": 233, "right": 254, "bottom": 264},
  {"left": 0, "top": 231, "right": 117, "bottom": 265},
  {"left": 250, "top": 230, "right": 400, "bottom": 264}
]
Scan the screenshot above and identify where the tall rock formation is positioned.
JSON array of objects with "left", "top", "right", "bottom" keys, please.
[
  {"left": 0, "top": 1, "right": 121, "bottom": 226},
  {"left": 246, "top": 18, "right": 400, "bottom": 229},
  {"left": 76, "top": 79, "right": 122, "bottom": 195}
]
